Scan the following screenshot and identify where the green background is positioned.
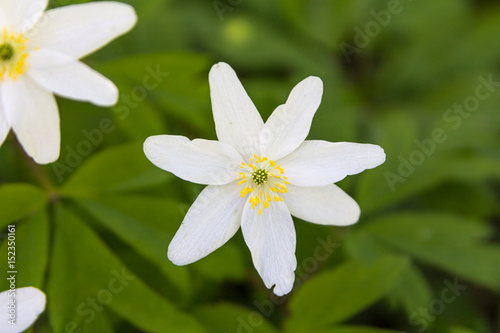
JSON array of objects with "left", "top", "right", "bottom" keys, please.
[{"left": 1, "top": 0, "right": 499, "bottom": 332}]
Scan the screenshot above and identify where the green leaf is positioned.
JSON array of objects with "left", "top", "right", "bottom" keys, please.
[
  {"left": 450, "top": 326, "right": 478, "bottom": 333},
  {"left": 280, "top": 0, "right": 376, "bottom": 50},
  {"left": 94, "top": 59, "right": 172, "bottom": 142},
  {"left": 61, "top": 143, "right": 169, "bottom": 196},
  {"left": 345, "top": 230, "right": 396, "bottom": 263},
  {"left": 75, "top": 195, "right": 191, "bottom": 298},
  {"left": 48, "top": 204, "right": 203, "bottom": 333},
  {"left": 360, "top": 212, "right": 500, "bottom": 291},
  {"left": 363, "top": 150, "right": 500, "bottom": 216},
  {"left": 0, "top": 183, "right": 47, "bottom": 228},
  {"left": 286, "top": 256, "right": 409, "bottom": 331},
  {"left": 421, "top": 183, "right": 497, "bottom": 218},
  {"left": 0, "top": 210, "right": 49, "bottom": 290},
  {"left": 363, "top": 212, "right": 492, "bottom": 247},
  {"left": 190, "top": 242, "right": 246, "bottom": 282},
  {"left": 314, "top": 326, "right": 406, "bottom": 333},
  {"left": 356, "top": 111, "right": 420, "bottom": 214},
  {"left": 356, "top": 111, "right": 500, "bottom": 214},
  {"left": 194, "top": 302, "right": 278, "bottom": 333},
  {"left": 81, "top": 311, "right": 114, "bottom": 333},
  {"left": 96, "top": 52, "right": 214, "bottom": 136},
  {"left": 79, "top": 194, "right": 246, "bottom": 289},
  {"left": 345, "top": 230, "right": 433, "bottom": 316},
  {"left": 387, "top": 263, "right": 433, "bottom": 316},
  {"left": 113, "top": 98, "right": 168, "bottom": 142}
]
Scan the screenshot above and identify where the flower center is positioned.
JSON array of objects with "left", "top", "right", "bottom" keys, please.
[
  {"left": 0, "top": 28, "right": 29, "bottom": 81},
  {"left": 252, "top": 168, "right": 268, "bottom": 185},
  {"left": 0, "top": 44, "right": 14, "bottom": 60},
  {"left": 236, "top": 154, "right": 289, "bottom": 215}
]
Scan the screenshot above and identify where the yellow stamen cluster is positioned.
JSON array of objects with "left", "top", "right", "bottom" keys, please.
[
  {"left": 0, "top": 28, "right": 29, "bottom": 81},
  {"left": 236, "top": 154, "right": 289, "bottom": 215}
]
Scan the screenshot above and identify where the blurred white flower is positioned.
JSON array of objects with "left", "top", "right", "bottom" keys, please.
[
  {"left": 0, "top": 287, "right": 46, "bottom": 333},
  {"left": 0, "top": 0, "right": 137, "bottom": 164},
  {"left": 144, "top": 62, "right": 386, "bottom": 296}
]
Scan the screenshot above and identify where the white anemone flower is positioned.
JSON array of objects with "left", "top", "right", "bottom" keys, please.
[
  {"left": 0, "top": 0, "right": 137, "bottom": 164},
  {"left": 0, "top": 287, "right": 46, "bottom": 333},
  {"left": 144, "top": 62, "right": 386, "bottom": 296}
]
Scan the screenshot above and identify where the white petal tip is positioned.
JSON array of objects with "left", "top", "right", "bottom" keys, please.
[
  {"left": 126, "top": 5, "right": 139, "bottom": 29},
  {"left": 209, "top": 62, "right": 235, "bottom": 79},
  {"left": 143, "top": 134, "right": 158, "bottom": 148},
  {"left": 271, "top": 278, "right": 294, "bottom": 296},
  {"left": 168, "top": 256, "right": 186, "bottom": 266},
  {"left": 344, "top": 209, "right": 361, "bottom": 226},
  {"left": 337, "top": 198, "right": 361, "bottom": 227},
  {"left": 366, "top": 144, "right": 387, "bottom": 169},
  {"left": 21, "top": 287, "right": 47, "bottom": 310},
  {"left": 31, "top": 151, "right": 59, "bottom": 165},
  {"left": 93, "top": 85, "right": 119, "bottom": 107},
  {"left": 306, "top": 76, "right": 323, "bottom": 84},
  {"left": 302, "top": 76, "right": 323, "bottom": 91},
  {"left": 143, "top": 135, "right": 164, "bottom": 159},
  {"left": 210, "top": 62, "right": 231, "bottom": 71},
  {"left": 263, "top": 268, "right": 296, "bottom": 297},
  {"left": 107, "top": 2, "right": 138, "bottom": 32},
  {"left": 377, "top": 146, "right": 387, "bottom": 163},
  {"left": 272, "top": 286, "right": 291, "bottom": 297},
  {"left": 167, "top": 246, "right": 193, "bottom": 266},
  {"left": 0, "top": 287, "right": 47, "bottom": 332}
]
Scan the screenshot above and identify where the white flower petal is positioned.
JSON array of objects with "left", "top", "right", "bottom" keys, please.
[
  {"left": 0, "top": 287, "right": 46, "bottom": 333},
  {"left": 260, "top": 77, "right": 323, "bottom": 161},
  {"left": 241, "top": 201, "right": 297, "bottom": 296},
  {"left": 28, "top": 2, "right": 137, "bottom": 59},
  {"left": 209, "top": 62, "right": 264, "bottom": 159},
  {"left": 0, "top": 105, "right": 10, "bottom": 147},
  {"left": 283, "top": 184, "right": 360, "bottom": 226},
  {"left": 168, "top": 182, "right": 246, "bottom": 265},
  {"left": 144, "top": 135, "right": 243, "bottom": 186},
  {"left": 0, "top": 0, "right": 48, "bottom": 32},
  {"left": 279, "top": 140, "right": 386, "bottom": 187},
  {"left": 28, "top": 49, "right": 118, "bottom": 106},
  {"left": 1, "top": 76, "right": 59, "bottom": 164}
]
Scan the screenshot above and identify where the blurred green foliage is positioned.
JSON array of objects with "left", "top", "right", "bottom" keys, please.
[{"left": 1, "top": 0, "right": 500, "bottom": 332}]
